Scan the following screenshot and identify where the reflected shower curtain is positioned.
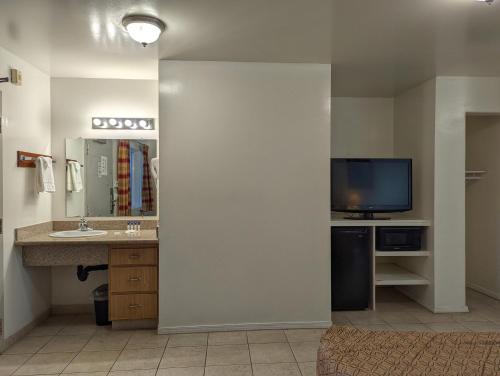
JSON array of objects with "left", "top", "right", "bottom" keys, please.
[
  {"left": 117, "top": 140, "right": 131, "bottom": 216},
  {"left": 141, "top": 144, "right": 154, "bottom": 212}
]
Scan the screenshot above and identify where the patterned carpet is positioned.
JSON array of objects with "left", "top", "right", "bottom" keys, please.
[{"left": 318, "top": 326, "right": 500, "bottom": 375}]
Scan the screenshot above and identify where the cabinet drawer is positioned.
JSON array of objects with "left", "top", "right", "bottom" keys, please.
[
  {"left": 109, "top": 293, "right": 157, "bottom": 320},
  {"left": 110, "top": 267, "right": 157, "bottom": 293},
  {"left": 110, "top": 248, "right": 157, "bottom": 266}
]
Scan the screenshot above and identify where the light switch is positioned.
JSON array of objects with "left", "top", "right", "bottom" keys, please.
[{"left": 10, "top": 69, "right": 22, "bottom": 86}]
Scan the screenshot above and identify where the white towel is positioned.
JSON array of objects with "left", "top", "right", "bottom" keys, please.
[
  {"left": 66, "top": 161, "right": 83, "bottom": 192},
  {"left": 151, "top": 157, "right": 159, "bottom": 188},
  {"left": 35, "top": 156, "right": 56, "bottom": 193}
]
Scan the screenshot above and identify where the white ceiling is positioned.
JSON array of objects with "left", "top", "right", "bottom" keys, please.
[{"left": 1, "top": 0, "right": 500, "bottom": 96}]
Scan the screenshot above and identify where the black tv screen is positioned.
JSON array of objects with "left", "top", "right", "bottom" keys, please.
[{"left": 331, "top": 158, "right": 412, "bottom": 214}]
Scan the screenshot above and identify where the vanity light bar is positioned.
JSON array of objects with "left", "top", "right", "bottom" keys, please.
[{"left": 91, "top": 117, "right": 155, "bottom": 130}]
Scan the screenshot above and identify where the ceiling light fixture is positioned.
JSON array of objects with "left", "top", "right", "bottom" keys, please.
[
  {"left": 122, "top": 15, "right": 166, "bottom": 47},
  {"left": 476, "top": 0, "right": 495, "bottom": 4}
]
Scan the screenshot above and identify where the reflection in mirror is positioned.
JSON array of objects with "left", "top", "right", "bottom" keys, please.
[{"left": 65, "top": 138, "right": 158, "bottom": 217}]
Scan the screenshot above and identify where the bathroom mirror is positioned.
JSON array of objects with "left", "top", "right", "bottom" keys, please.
[{"left": 65, "top": 138, "right": 158, "bottom": 217}]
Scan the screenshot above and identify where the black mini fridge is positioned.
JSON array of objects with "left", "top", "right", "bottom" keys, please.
[{"left": 331, "top": 227, "right": 370, "bottom": 310}]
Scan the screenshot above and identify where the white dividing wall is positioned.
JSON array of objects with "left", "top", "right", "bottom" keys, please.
[
  {"left": 0, "top": 46, "right": 52, "bottom": 339},
  {"left": 393, "top": 79, "right": 436, "bottom": 310},
  {"left": 159, "top": 61, "right": 331, "bottom": 332},
  {"left": 431, "top": 76, "right": 500, "bottom": 312},
  {"left": 50, "top": 78, "right": 158, "bottom": 308},
  {"left": 466, "top": 115, "right": 500, "bottom": 300},
  {"left": 331, "top": 97, "right": 394, "bottom": 158}
]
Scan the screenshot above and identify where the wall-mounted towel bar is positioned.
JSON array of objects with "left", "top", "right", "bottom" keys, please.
[
  {"left": 17, "top": 151, "right": 56, "bottom": 168},
  {"left": 66, "top": 159, "right": 84, "bottom": 167}
]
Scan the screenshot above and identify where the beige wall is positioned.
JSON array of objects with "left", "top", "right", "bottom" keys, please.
[
  {"left": 466, "top": 115, "right": 500, "bottom": 300},
  {"left": 50, "top": 77, "right": 158, "bottom": 220},
  {"left": 50, "top": 78, "right": 158, "bottom": 307},
  {"left": 0, "top": 46, "right": 52, "bottom": 339},
  {"left": 331, "top": 97, "right": 394, "bottom": 158},
  {"left": 158, "top": 61, "right": 331, "bottom": 332},
  {"left": 393, "top": 79, "right": 436, "bottom": 310}
]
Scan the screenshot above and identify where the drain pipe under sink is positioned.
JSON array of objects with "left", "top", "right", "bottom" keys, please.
[{"left": 77, "top": 264, "right": 108, "bottom": 281}]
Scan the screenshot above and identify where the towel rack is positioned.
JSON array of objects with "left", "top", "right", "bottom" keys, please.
[
  {"left": 17, "top": 151, "right": 56, "bottom": 168},
  {"left": 66, "top": 159, "right": 84, "bottom": 167}
]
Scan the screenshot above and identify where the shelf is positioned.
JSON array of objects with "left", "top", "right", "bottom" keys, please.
[
  {"left": 375, "top": 250, "right": 430, "bottom": 257},
  {"left": 375, "top": 263, "right": 430, "bottom": 286},
  {"left": 466, "top": 170, "right": 487, "bottom": 174},
  {"left": 465, "top": 170, "right": 487, "bottom": 181},
  {"left": 331, "top": 217, "right": 431, "bottom": 227}
]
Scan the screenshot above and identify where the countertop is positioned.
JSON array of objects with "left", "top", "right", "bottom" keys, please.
[{"left": 15, "top": 229, "right": 158, "bottom": 246}]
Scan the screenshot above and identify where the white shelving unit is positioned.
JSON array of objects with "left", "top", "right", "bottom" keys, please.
[
  {"left": 331, "top": 215, "right": 432, "bottom": 310},
  {"left": 375, "top": 263, "right": 430, "bottom": 286}
]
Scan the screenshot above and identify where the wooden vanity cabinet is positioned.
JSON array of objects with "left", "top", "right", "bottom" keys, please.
[{"left": 108, "top": 245, "right": 159, "bottom": 321}]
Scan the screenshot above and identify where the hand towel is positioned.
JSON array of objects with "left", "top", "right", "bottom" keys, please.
[
  {"left": 151, "top": 157, "right": 159, "bottom": 187},
  {"left": 66, "top": 161, "right": 83, "bottom": 192},
  {"left": 66, "top": 162, "right": 74, "bottom": 192},
  {"left": 35, "top": 156, "right": 56, "bottom": 193}
]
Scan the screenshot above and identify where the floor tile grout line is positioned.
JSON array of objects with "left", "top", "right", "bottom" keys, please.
[
  {"left": 155, "top": 330, "right": 171, "bottom": 374},
  {"left": 58, "top": 324, "right": 100, "bottom": 375},
  {"left": 246, "top": 332, "right": 255, "bottom": 376},
  {"left": 6, "top": 352, "right": 36, "bottom": 376},
  {"left": 202, "top": 333, "right": 208, "bottom": 376},
  {"left": 94, "top": 327, "right": 131, "bottom": 375},
  {"left": 287, "top": 337, "right": 308, "bottom": 376}
]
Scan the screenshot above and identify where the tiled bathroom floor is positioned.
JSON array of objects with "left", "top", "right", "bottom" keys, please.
[{"left": 0, "top": 288, "right": 499, "bottom": 376}]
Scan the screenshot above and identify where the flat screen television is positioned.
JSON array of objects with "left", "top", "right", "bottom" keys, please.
[{"left": 331, "top": 158, "right": 412, "bottom": 219}]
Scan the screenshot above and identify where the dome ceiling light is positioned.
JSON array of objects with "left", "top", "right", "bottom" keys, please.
[{"left": 122, "top": 15, "right": 166, "bottom": 47}]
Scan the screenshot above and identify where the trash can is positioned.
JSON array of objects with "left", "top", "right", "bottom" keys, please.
[{"left": 93, "top": 284, "right": 111, "bottom": 326}]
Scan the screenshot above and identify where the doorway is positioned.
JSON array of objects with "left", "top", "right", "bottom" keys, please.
[{"left": 465, "top": 115, "right": 500, "bottom": 309}]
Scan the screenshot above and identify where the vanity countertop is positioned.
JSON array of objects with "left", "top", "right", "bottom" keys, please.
[{"left": 15, "top": 229, "right": 158, "bottom": 246}]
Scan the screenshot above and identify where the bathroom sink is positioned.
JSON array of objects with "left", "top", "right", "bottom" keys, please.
[{"left": 49, "top": 230, "right": 108, "bottom": 238}]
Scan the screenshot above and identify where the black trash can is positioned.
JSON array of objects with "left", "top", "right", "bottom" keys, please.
[{"left": 93, "top": 284, "right": 111, "bottom": 326}]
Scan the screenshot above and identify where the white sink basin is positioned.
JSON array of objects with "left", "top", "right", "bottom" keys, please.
[{"left": 49, "top": 230, "right": 108, "bottom": 238}]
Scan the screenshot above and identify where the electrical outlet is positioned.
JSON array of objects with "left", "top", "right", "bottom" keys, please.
[{"left": 10, "top": 69, "right": 22, "bottom": 86}]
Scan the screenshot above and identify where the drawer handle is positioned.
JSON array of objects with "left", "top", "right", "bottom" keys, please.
[
  {"left": 128, "top": 277, "right": 142, "bottom": 282},
  {"left": 128, "top": 304, "right": 144, "bottom": 309},
  {"left": 128, "top": 254, "right": 141, "bottom": 259}
]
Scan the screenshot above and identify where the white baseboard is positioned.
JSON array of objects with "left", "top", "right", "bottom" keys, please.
[
  {"left": 0, "top": 309, "right": 50, "bottom": 353},
  {"left": 433, "top": 305, "right": 469, "bottom": 313},
  {"left": 467, "top": 283, "right": 500, "bottom": 301},
  {"left": 158, "top": 320, "right": 332, "bottom": 334}
]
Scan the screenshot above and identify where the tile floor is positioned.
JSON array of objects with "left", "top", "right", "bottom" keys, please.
[{"left": 0, "top": 288, "right": 499, "bottom": 376}]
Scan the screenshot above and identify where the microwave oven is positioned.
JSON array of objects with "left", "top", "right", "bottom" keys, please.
[{"left": 376, "top": 227, "right": 423, "bottom": 251}]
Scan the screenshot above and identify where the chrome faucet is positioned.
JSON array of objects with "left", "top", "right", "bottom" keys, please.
[{"left": 79, "top": 217, "right": 91, "bottom": 231}]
